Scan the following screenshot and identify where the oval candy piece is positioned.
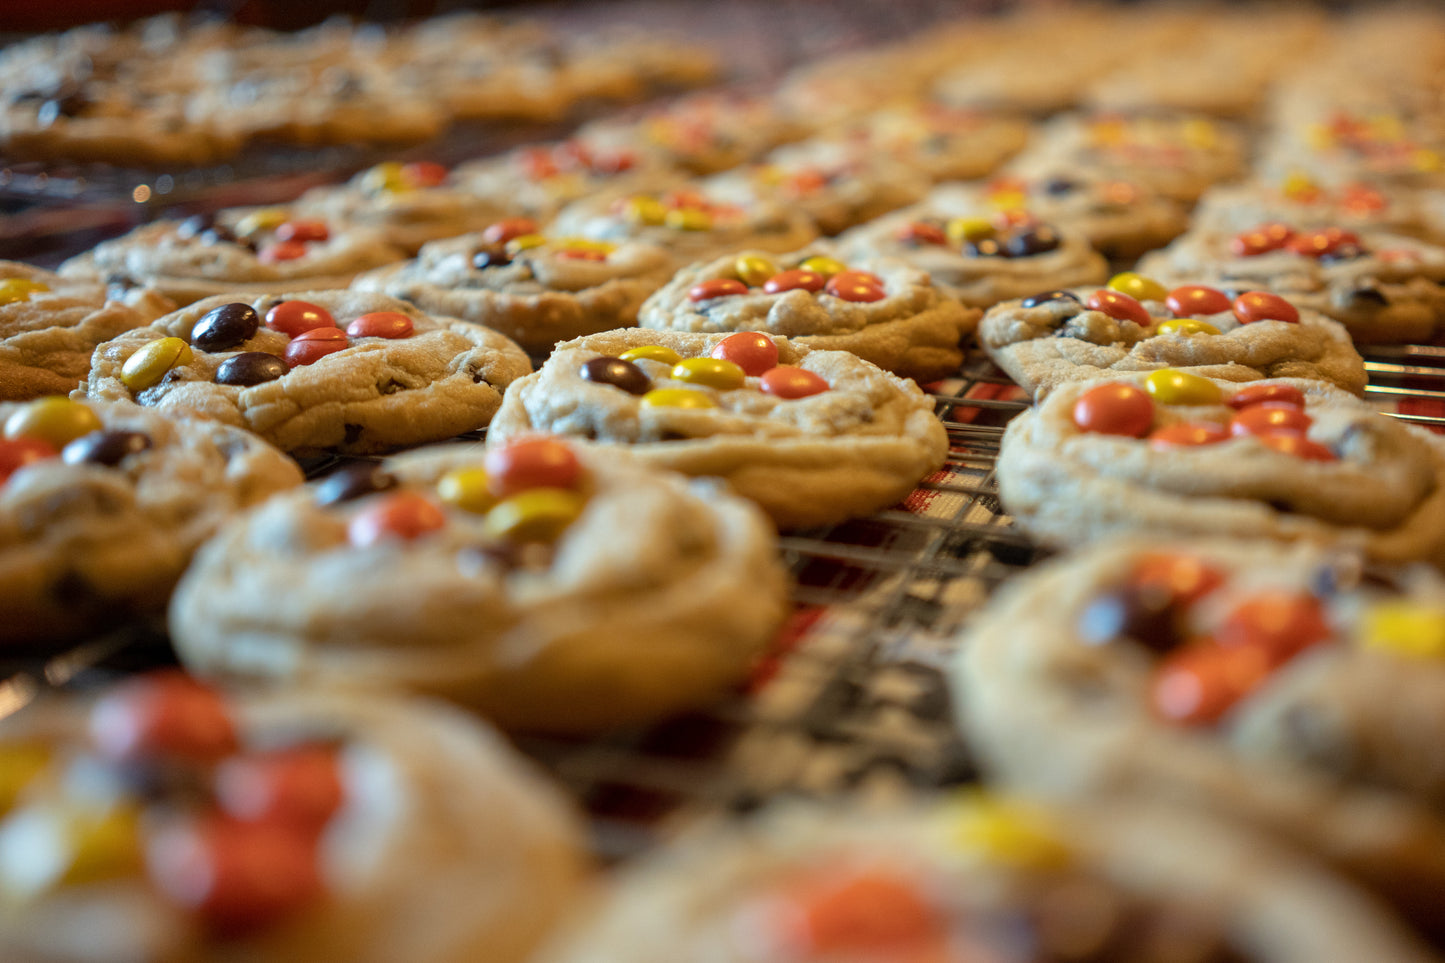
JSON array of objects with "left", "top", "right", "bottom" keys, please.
[
  {"left": 689, "top": 279, "right": 748, "bottom": 302},
  {"left": 619, "top": 345, "right": 682, "bottom": 366},
  {"left": 481, "top": 217, "right": 539, "bottom": 245},
  {"left": 191, "top": 303, "right": 260, "bottom": 353},
  {"left": 1143, "top": 369, "right": 1224, "bottom": 406},
  {"left": 0, "top": 437, "right": 58, "bottom": 483},
  {"left": 1257, "top": 432, "right": 1336, "bottom": 461},
  {"left": 283, "top": 328, "right": 348, "bottom": 367},
  {"left": 121, "top": 338, "right": 193, "bottom": 391},
  {"left": 1230, "top": 404, "right": 1312, "bottom": 437},
  {"left": 1021, "top": 290, "right": 1081, "bottom": 309},
  {"left": 1228, "top": 383, "right": 1306, "bottom": 410},
  {"left": 1233, "top": 291, "right": 1300, "bottom": 325},
  {"left": 436, "top": 466, "right": 497, "bottom": 515},
  {"left": 1148, "top": 422, "right": 1231, "bottom": 448},
  {"left": 346, "top": 312, "right": 413, "bottom": 339},
  {"left": 1156, "top": 318, "right": 1221, "bottom": 337},
  {"left": 760, "top": 366, "right": 829, "bottom": 399},
  {"left": 1072, "top": 383, "right": 1153, "bottom": 436},
  {"left": 825, "top": 271, "right": 886, "bottom": 302},
  {"left": 484, "top": 488, "right": 586, "bottom": 543},
  {"left": 5, "top": 397, "right": 103, "bottom": 448},
  {"left": 62, "top": 430, "right": 152, "bottom": 467},
  {"left": 640, "top": 388, "right": 716, "bottom": 409},
  {"left": 484, "top": 437, "right": 582, "bottom": 496},
  {"left": 734, "top": 254, "right": 776, "bottom": 287},
  {"left": 1107, "top": 272, "right": 1169, "bottom": 303},
  {"left": 1166, "top": 285, "right": 1231, "bottom": 318},
  {"left": 671, "top": 357, "right": 746, "bottom": 390},
  {"left": 265, "top": 301, "right": 336, "bottom": 338},
  {"left": 314, "top": 464, "right": 398, "bottom": 506},
  {"left": 711, "top": 333, "right": 778, "bottom": 377},
  {"left": 274, "top": 220, "right": 328, "bottom": 244},
  {"left": 764, "top": 269, "right": 826, "bottom": 295},
  {"left": 582, "top": 357, "right": 651, "bottom": 395},
  {"left": 1086, "top": 289, "right": 1151, "bottom": 327},
  {"left": 216, "top": 352, "right": 288, "bottom": 387},
  {"left": 347, "top": 491, "right": 447, "bottom": 546}
]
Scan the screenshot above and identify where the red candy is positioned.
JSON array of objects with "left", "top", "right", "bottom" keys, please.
[
  {"left": 689, "top": 278, "right": 749, "bottom": 302},
  {"left": 763, "top": 270, "right": 827, "bottom": 295},
  {"left": 1086, "top": 289, "right": 1152, "bottom": 327},
  {"left": 1165, "top": 285, "right": 1231, "bottom": 318},
  {"left": 1130, "top": 553, "right": 1224, "bottom": 606},
  {"left": 485, "top": 437, "right": 581, "bottom": 496},
  {"left": 1151, "top": 642, "right": 1272, "bottom": 726},
  {"left": 265, "top": 301, "right": 336, "bottom": 337},
  {"left": 787, "top": 869, "right": 944, "bottom": 954},
  {"left": 1230, "top": 223, "right": 1294, "bottom": 256},
  {"left": 1147, "top": 422, "right": 1230, "bottom": 449},
  {"left": 89, "top": 671, "right": 238, "bottom": 764},
  {"left": 481, "top": 217, "right": 540, "bottom": 246},
  {"left": 1217, "top": 591, "right": 1331, "bottom": 664},
  {"left": 345, "top": 312, "right": 413, "bottom": 339},
  {"left": 0, "top": 436, "right": 58, "bottom": 484},
  {"left": 273, "top": 220, "right": 329, "bottom": 244},
  {"left": 1071, "top": 383, "right": 1154, "bottom": 437},
  {"left": 1285, "top": 227, "right": 1360, "bottom": 258},
  {"left": 1258, "top": 432, "right": 1336, "bottom": 461},
  {"left": 216, "top": 746, "right": 345, "bottom": 832},
  {"left": 1230, "top": 403, "right": 1312, "bottom": 437},
  {"left": 1227, "top": 383, "right": 1306, "bottom": 410},
  {"left": 401, "top": 161, "right": 448, "bottom": 188},
  {"left": 825, "top": 271, "right": 886, "bottom": 302},
  {"left": 283, "top": 328, "right": 349, "bottom": 367},
  {"left": 259, "top": 240, "right": 308, "bottom": 263},
  {"left": 896, "top": 222, "right": 946, "bottom": 246},
  {"left": 711, "top": 332, "right": 778, "bottom": 376},
  {"left": 760, "top": 365, "right": 829, "bottom": 399},
  {"left": 663, "top": 188, "right": 708, "bottom": 210},
  {"left": 347, "top": 491, "right": 447, "bottom": 546},
  {"left": 1232, "top": 291, "right": 1300, "bottom": 325},
  {"left": 556, "top": 248, "right": 608, "bottom": 261},
  {"left": 148, "top": 815, "right": 322, "bottom": 937}
]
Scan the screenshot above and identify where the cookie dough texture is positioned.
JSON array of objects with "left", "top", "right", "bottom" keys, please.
[
  {"left": 59, "top": 219, "right": 408, "bottom": 307},
  {"left": 293, "top": 176, "right": 514, "bottom": 255},
  {"left": 640, "top": 250, "right": 979, "bottom": 382},
  {"left": 980, "top": 290, "right": 1367, "bottom": 398},
  {"left": 536, "top": 798, "right": 1435, "bottom": 963},
  {"left": 84, "top": 291, "right": 531, "bottom": 454},
  {"left": 997, "top": 376, "right": 1445, "bottom": 567},
  {"left": 0, "top": 401, "right": 302, "bottom": 648},
  {"left": 353, "top": 235, "right": 675, "bottom": 355},
  {"left": 488, "top": 329, "right": 949, "bottom": 529},
  {"left": 0, "top": 262, "right": 174, "bottom": 401},
  {"left": 170, "top": 444, "right": 787, "bottom": 733},
  {"left": 953, "top": 536, "right": 1445, "bottom": 929},
  {"left": 0, "top": 688, "right": 588, "bottom": 963}
]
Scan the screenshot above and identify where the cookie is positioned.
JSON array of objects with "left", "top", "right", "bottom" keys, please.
[
  {"left": 59, "top": 212, "right": 407, "bottom": 309},
  {"left": 487, "top": 329, "right": 948, "bottom": 529},
  {"left": 979, "top": 281, "right": 1366, "bottom": 399},
  {"left": 700, "top": 139, "right": 930, "bottom": 236},
  {"left": 834, "top": 211, "right": 1109, "bottom": 310},
  {"left": 83, "top": 291, "right": 530, "bottom": 455},
  {"left": 638, "top": 249, "right": 979, "bottom": 383},
  {"left": 535, "top": 794, "right": 1435, "bottom": 963},
  {"left": 0, "top": 674, "right": 587, "bottom": 963},
  {"left": 170, "top": 436, "right": 787, "bottom": 733},
  {"left": 575, "top": 92, "right": 804, "bottom": 176},
  {"left": 1190, "top": 179, "right": 1436, "bottom": 241},
  {"left": 953, "top": 535, "right": 1445, "bottom": 933},
  {"left": 0, "top": 397, "right": 301, "bottom": 648},
  {"left": 817, "top": 103, "right": 1031, "bottom": 183},
  {"left": 1138, "top": 225, "right": 1445, "bottom": 344},
  {"left": 997, "top": 374, "right": 1445, "bottom": 567},
  {"left": 352, "top": 221, "right": 675, "bottom": 357},
  {"left": 0, "top": 263, "right": 174, "bottom": 402},
  {"left": 548, "top": 186, "right": 818, "bottom": 268}
]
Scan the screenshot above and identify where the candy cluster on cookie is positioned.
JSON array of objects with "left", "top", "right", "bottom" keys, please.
[
  {"left": 470, "top": 218, "right": 621, "bottom": 269},
  {"left": 895, "top": 212, "right": 1065, "bottom": 260},
  {"left": 585, "top": 335, "right": 829, "bottom": 406},
  {"left": 1, "top": 397, "right": 151, "bottom": 483},
  {"left": 687, "top": 254, "right": 888, "bottom": 305}
]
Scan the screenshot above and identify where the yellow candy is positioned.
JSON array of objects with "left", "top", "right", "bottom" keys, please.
[
  {"left": 1144, "top": 368, "right": 1224, "bottom": 406},
  {"left": 62, "top": 805, "right": 142, "bottom": 886},
  {"left": 437, "top": 467, "right": 497, "bottom": 515},
  {"left": 640, "top": 388, "right": 716, "bottom": 409},
  {"left": 623, "top": 196, "right": 667, "bottom": 226},
  {"left": 359, "top": 161, "right": 407, "bottom": 194},
  {"left": 1368, "top": 114, "right": 1404, "bottom": 141},
  {"left": 1361, "top": 601, "right": 1445, "bottom": 659},
  {"left": 0, "top": 744, "right": 50, "bottom": 816},
  {"left": 753, "top": 164, "right": 785, "bottom": 186},
  {"left": 505, "top": 233, "right": 548, "bottom": 254},
  {"left": 670, "top": 357, "right": 745, "bottom": 390},
  {"left": 734, "top": 254, "right": 777, "bottom": 287},
  {"left": 4, "top": 398, "right": 102, "bottom": 448},
  {"left": 0, "top": 278, "right": 49, "bottom": 305},
  {"left": 986, "top": 191, "right": 1026, "bottom": 212},
  {"left": 1156, "top": 318, "right": 1221, "bottom": 337},
  {"left": 950, "top": 791, "right": 1071, "bottom": 870},
  {"left": 1413, "top": 149, "right": 1443, "bottom": 174},
  {"left": 1305, "top": 124, "right": 1334, "bottom": 150},
  {"left": 120, "top": 337, "right": 193, "bottom": 392},
  {"left": 553, "top": 237, "right": 616, "bottom": 254},
  {"left": 483, "top": 488, "right": 585, "bottom": 542},
  {"left": 620, "top": 345, "right": 682, "bottom": 366},
  {"left": 1181, "top": 118, "right": 1218, "bottom": 149},
  {"left": 1282, "top": 171, "right": 1319, "bottom": 201},
  {"left": 799, "top": 255, "right": 846, "bottom": 278},
  {"left": 946, "top": 217, "right": 995, "bottom": 244},
  {"left": 665, "top": 208, "right": 713, "bottom": 232},
  {"left": 233, "top": 207, "right": 288, "bottom": 238},
  {"left": 1107, "top": 272, "right": 1169, "bottom": 303}
]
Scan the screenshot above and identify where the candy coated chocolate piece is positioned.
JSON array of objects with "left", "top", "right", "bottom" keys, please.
[
  {"left": 665, "top": 208, "right": 712, "bottom": 231},
  {"left": 1217, "top": 591, "right": 1331, "bottom": 663},
  {"left": 0, "top": 436, "right": 57, "bottom": 483},
  {"left": 1072, "top": 383, "right": 1153, "bottom": 436},
  {"left": 734, "top": 254, "right": 776, "bottom": 286},
  {"left": 556, "top": 248, "right": 607, "bottom": 261},
  {"left": 689, "top": 278, "right": 748, "bottom": 302},
  {"left": 1258, "top": 432, "right": 1336, "bottom": 461},
  {"left": 215, "top": 746, "right": 345, "bottom": 831},
  {"left": 711, "top": 332, "right": 778, "bottom": 377},
  {"left": 1107, "top": 272, "right": 1168, "bottom": 303},
  {"left": 260, "top": 240, "right": 308, "bottom": 263},
  {"left": 481, "top": 218, "right": 539, "bottom": 245},
  {"left": 121, "top": 337, "right": 193, "bottom": 391},
  {"left": 1286, "top": 226, "right": 1360, "bottom": 258},
  {"left": 274, "top": 220, "right": 328, "bottom": 244},
  {"left": 582, "top": 356, "right": 652, "bottom": 395},
  {"left": 89, "top": 671, "right": 238, "bottom": 764},
  {"left": 485, "top": 436, "right": 581, "bottom": 496},
  {"left": 483, "top": 488, "right": 586, "bottom": 543},
  {"left": 764, "top": 269, "right": 826, "bottom": 294},
  {"left": 1156, "top": 319, "right": 1220, "bottom": 337},
  {"left": 1077, "top": 584, "right": 1183, "bottom": 652},
  {"left": 5, "top": 397, "right": 102, "bottom": 448},
  {"left": 1148, "top": 422, "right": 1230, "bottom": 448},
  {"left": 62, "top": 429, "right": 152, "bottom": 467},
  {"left": 1152, "top": 642, "right": 1272, "bottom": 726},
  {"left": 401, "top": 161, "right": 448, "bottom": 188},
  {"left": 1131, "top": 552, "right": 1224, "bottom": 606},
  {"left": 1233, "top": 291, "right": 1300, "bottom": 325},
  {"left": 799, "top": 255, "right": 846, "bottom": 278},
  {"left": 1021, "top": 290, "right": 1080, "bottom": 309},
  {"left": 346, "top": 311, "right": 413, "bottom": 339},
  {"left": 1086, "top": 289, "right": 1151, "bottom": 327},
  {"left": 640, "top": 388, "right": 714, "bottom": 408},
  {"left": 781, "top": 866, "right": 944, "bottom": 956},
  {"left": 283, "top": 328, "right": 349, "bottom": 367},
  {"left": 671, "top": 357, "right": 746, "bottom": 390},
  {"left": 313, "top": 463, "right": 398, "bottom": 506},
  {"left": 436, "top": 466, "right": 496, "bottom": 514},
  {"left": 620, "top": 345, "right": 682, "bottom": 366},
  {"left": 1230, "top": 404, "right": 1312, "bottom": 437},
  {"left": 946, "top": 217, "right": 994, "bottom": 244},
  {"left": 1144, "top": 369, "right": 1223, "bottom": 406},
  {"left": 216, "top": 352, "right": 288, "bottom": 387},
  {"left": 505, "top": 234, "right": 547, "bottom": 255},
  {"left": 347, "top": 491, "right": 447, "bottom": 546},
  {"left": 265, "top": 301, "right": 336, "bottom": 337},
  {"left": 896, "top": 221, "right": 946, "bottom": 246},
  {"left": 1001, "top": 225, "right": 1060, "bottom": 257},
  {"left": 191, "top": 303, "right": 260, "bottom": 353},
  {"left": 759, "top": 365, "right": 828, "bottom": 399},
  {"left": 1165, "top": 285, "right": 1231, "bottom": 318},
  {"left": 1228, "top": 383, "right": 1305, "bottom": 409},
  {"left": 1230, "top": 223, "right": 1294, "bottom": 257}
]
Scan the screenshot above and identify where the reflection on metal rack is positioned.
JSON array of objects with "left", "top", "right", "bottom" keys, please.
[{"left": 1364, "top": 345, "right": 1445, "bottom": 430}]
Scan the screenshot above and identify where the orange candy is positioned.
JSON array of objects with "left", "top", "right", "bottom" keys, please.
[
  {"left": 781, "top": 868, "right": 945, "bottom": 955},
  {"left": 347, "top": 491, "right": 447, "bottom": 546},
  {"left": 346, "top": 312, "right": 414, "bottom": 339},
  {"left": 1230, "top": 404, "right": 1312, "bottom": 437},
  {"left": 1233, "top": 291, "right": 1300, "bottom": 325},
  {"left": 216, "top": 746, "right": 345, "bottom": 832},
  {"left": 1086, "top": 289, "right": 1151, "bottom": 327},
  {"left": 711, "top": 332, "right": 778, "bottom": 376},
  {"left": 0, "top": 436, "right": 58, "bottom": 484},
  {"left": 1258, "top": 432, "right": 1335, "bottom": 461},
  {"left": 1152, "top": 642, "right": 1273, "bottom": 726},
  {"left": 1148, "top": 422, "right": 1230, "bottom": 449},
  {"left": 1071, "top": 383, "right": 1154, "bottom": 437},
  {"left": 760, "top": 365, "right": 829, "bottom": 399},
  {"left": 1217, "top": 591, "right": 1332, "bottom": 664},
  {"left": 485, "top": 437, "right": 582, "bottom": 497},
  {"left": 89, "top": 671, "right": 238, "bottom": 764},
  {"left": 1227, "top": 383, "right": 1305, "bottom": 410}
]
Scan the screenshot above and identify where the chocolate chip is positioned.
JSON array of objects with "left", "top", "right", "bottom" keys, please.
[
  {"left": 1318, "top": 244, "right": 1366, "bottom": 264},
  {"left": 581, "top": 356, "right": 650, "bottom": 395},
  {"left": 215, "top": 352, "right": 287, "bottom": 387},
  {"left": 1022, "top": 290, "right": 1082, "bottom": 309},
  {"left": 1003, "top": 225, "right": 1062, "bottom": 257},
  {"left": 1043, "top": 177, "right": 1079, "bottom": 196},
  {"left": 342, "top": 423, "right": 364, "bottom": 445},
  {"left": 314, "top": 463, "right": 398, "bottom": 505},
  {"left": 62, "top": 430, "right": 152, "bottom": 467},
  {"left": 191, "top": 302, "right": 260, "bottom": 352}
]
